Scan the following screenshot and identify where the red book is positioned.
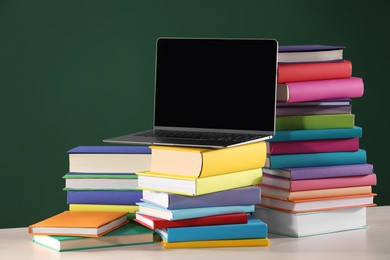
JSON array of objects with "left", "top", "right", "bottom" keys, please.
[
  {"left": 266, "top": 137, "right": 359, "bottom": 155},
  {"left": 134, "top": 212, "right": 248, "bottom": 229},
  {"left": 277, "top": 60, "right": 352, "bottom": 83}
]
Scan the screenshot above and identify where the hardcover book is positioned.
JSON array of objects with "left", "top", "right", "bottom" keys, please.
[
  {"left": 276, "top": 114, "right": 355, "bottom": 131},
  {"left": 67, "top": 190, "right": 142, "bottom": 205},
  {"left": 63, "top": 174, "right": 138, "bottom": 190},
  {"left": 141, "top": 186, "right": 261, "bottom": 209},
  {"left": 276, "top": 105, "right": 352, "bottom": 116},
  {"left": 67, "top": 146, "right": 151, "bottom": 173},
  {"left": 68, "top": 204, "right": 139, "bottom": 214},
  {"left": 161, "top": 237, "right": 270, "bottom": 248},
  {"left": 155, "top": 215, "right": 268, "bottom": 242},
  {"left": 278, "top": 45, "right": 345, "bottom": 63}
]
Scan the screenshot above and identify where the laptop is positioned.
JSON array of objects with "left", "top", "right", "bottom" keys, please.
[{"left": 104, "top": 37, "right": 279, "bottom": 148}]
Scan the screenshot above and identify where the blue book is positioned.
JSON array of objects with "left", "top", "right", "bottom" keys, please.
[
  {"left": 268, "top": 126, "right": 362, "bottom": 142},
  {"left": 136, "top": 202, "right": 255, "bottom": 220},
  {"left": 67, "top": 190, "right": 143, "bottom": 205},
  {"left": 264, "top": 149, "right": 366, "bottom": 169},
  {"left": 156, "top": 215, "right": 268, "bottom": 242}
]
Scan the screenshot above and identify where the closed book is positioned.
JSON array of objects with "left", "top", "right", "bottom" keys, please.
[
  {"left": 253, "top": 206, "right": 368, "bottom": 237},
  {"left": 161, "top": 238, "right": 270, "bottom": 248},
  {"left": 277, "top": 77, "right": 364, "bottom": 103},
  {"left": 262, "top": 173, "right": 377, "bottom": 191},
  {"left": 277, "top": 60, "right": 352, "bottom": 83},
  {"left": 134, "top": 213, "right": 249, "bottom": 229},
  {"left": 141, "top": 186, "right": 261, "bottom": 209},
  {"left": 262, "top": 164, "right": 374, "bottom": 180},
  {"left": 156, "top": 215, "right": 267, "bottom": 242},
  {"left": 149, "top": 142, "right": 266, "bottom": 178},
  {"left": 260, "top": 194, "right": 377, "bottom": 213},
  {"left": 276, "top": 114, "right": 354, "bottom": 131},
  {"left": 278, "top": 45, "right": 345, "bottom": 63},
  {"left": 277, "top": 98, "right": 351, "bottom": 107},
  {"left": 67, "top": 190, "right": 142, "bottom": 205},
  {"left": 267, "top": 138, "right": 359, "bottom": 155},
  {"left": 136, "top": 168, "right": 262, "bottom": 196},
  {"left": 264, "top": 150, "right": 366, "bottom": 169},
  {"left": 136, "top": 202, "right": 255, "bottom": 221},
  {"left": 32, "top": 222, "right": 155, "bottom": 252},
  {"left": 259, "top": 184, "right": 372, "bottom": 200},
  {"left": 69, "top": 204, "right": 139, "bottom": 214},
  {"left": 28, "top": 211, "right": 129, "bottom": 237},
  {"left": 67, "top": 146, "right": 151, "bottom": 173},
  {"left": 269, "top": 126, "right": 362, "bottom": 142},
  {"left": 276, "top": 105, "right": 352, "bottom": 116},
  {"left": 63, "top": 174, "right": 138, "bottom": 190}
]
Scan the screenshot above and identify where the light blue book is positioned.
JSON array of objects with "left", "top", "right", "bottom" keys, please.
[
  {"left": 156, "top": 215, "right": 268, "bottom": 242},
  {"left": 268, "top": 126, "right": 362, "bottom": 142},
  {"left": 136, "top": 202, "right": 255, "bottom": 220},
  {"left": 264, "top": 149, "right": 366, "bottom": 169}
]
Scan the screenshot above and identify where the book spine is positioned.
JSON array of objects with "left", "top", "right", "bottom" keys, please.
[
  {"left": 267, "top": 138, "right": 359, "bottom": 155},
  {"left": 275, "top": 105, "right": 352, "bottom": 116},
  {"left": 171, "top": 205, "right": 255, "bottom": 220},
  {"left": 67, "top": 190, "right": 142, "bottom": 205},
  {"left": 277, "top": 60, "right": 352, "bottom": 83},
  {"left": 276, "top": 114, "right": 355, "bottom": 131}
]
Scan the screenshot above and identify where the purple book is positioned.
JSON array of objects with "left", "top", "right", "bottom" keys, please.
[
  {"left": 276, "top": 105, "right": 352, "bottom": 116},
  {"left": 262, "top": 164, "right": 374, "bottom": 180},
  {"left": 67, "top": 190, "right": 143, "bottom": 205},
  {"left": 67, "top": 145, "right": 151, "bottom": 154},
  {"left": 141, "top": 186, "right": 261, "bottom": 209}
]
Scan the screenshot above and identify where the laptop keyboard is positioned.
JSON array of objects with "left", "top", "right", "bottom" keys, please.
[{"left": 137, "top": 130, "right": 263, "bottom": 142}]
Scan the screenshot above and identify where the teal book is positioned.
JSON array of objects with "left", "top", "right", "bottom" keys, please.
[
  {"left": 155, "top": 215, "right": 268, "bottom": 242},
  {"left": 264, "top": 149, "right": 366, "bottom": 169},
  {"left": 136, "top": 202, "right": 255, "bottom": 220},
  {"left": 32, "top": 221, "right": 156, "bottom": 252},
  {"left": 269, "top": 126, "right": 362, "bottom": 142}
]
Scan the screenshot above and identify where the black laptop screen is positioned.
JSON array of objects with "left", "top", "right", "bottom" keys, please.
[{"left": 154, "top": 38, "right": 278, "bottom": 132}]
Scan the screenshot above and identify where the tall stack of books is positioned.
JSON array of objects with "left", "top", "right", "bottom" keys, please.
[
  {"left": 134, "top": 142, "right": 270, "bottom": 248},
  {"left": 64, "top": 146, "right": 152, "bottom": 218},
  {"left": 252, "top": 45, "right": 377, "bottom": 237}
]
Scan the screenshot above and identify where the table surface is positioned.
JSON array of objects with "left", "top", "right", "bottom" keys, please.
[{"left": 1, "top": 206, "right": 389, "bottom": 260}]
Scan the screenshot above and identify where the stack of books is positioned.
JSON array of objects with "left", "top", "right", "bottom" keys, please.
[
  {"left": 253, "top": 45, "right": 377, "bottom": 238},
  {"left": 64, "top": 146, "right": 152, "bottom": 218},
  {"left": 134, "top": 142, "right": 270, "bottom": 248},
  {"left": 27, "top": 145, "right": 157, "bottom": 251}
]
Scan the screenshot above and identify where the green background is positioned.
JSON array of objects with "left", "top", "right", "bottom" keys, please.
[{"left": 1, "top": 0, "right": 388, "bottom": 228}]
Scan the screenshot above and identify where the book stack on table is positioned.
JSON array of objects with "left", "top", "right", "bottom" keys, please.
[
  {"left": 134, "top": 142, "right": 270, "bottom": 248},
  {"left": 253, "top": 45, "right": 377, "bottom": 238}
]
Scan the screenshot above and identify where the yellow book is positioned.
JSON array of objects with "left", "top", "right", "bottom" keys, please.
[
  {"left": 149, "top": 141, "right": 266, "bottom": 178},
  {"left": 161, "top": 238, "right": 270, "bottom": 248},
  {"left": 69, "top": 204, "right": 139, "bottom": 213},
  {"left": 137, "top": 168, "right": 262, "bottom": 196}
]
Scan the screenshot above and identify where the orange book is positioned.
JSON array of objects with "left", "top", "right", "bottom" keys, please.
[{"left": 28, "top": 211, "right": 129, "bottom": 237}]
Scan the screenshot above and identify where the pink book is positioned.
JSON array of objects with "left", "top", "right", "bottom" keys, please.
[
  {"left": 266, "top": 138, "right": 359, "bottom": 155},
  {"left": 262, "top": 173, "right": 377, "bottom": 192},
  {"left": 277, "top": 77, "right": 364, "bottom": 103}
]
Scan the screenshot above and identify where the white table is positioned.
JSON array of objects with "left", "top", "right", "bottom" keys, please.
[{"left": 1, "top": 206, "right": 389, "bottom": 260}]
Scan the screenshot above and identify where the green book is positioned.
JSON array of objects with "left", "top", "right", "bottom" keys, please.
[
  {"left": 276, "top": 114, "right": 354, "bottom": 131},
  {"left": 32, "top": 221, "right": 157, "bottom": 252}
]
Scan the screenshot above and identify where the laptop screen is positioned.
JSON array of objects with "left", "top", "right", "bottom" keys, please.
[{"left": 154, "top": 38, "right": 278, "bottom": 133}]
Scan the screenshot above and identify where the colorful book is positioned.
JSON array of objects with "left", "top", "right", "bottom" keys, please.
[
  {"left": 69, "top": 204, "right": 139, "bottom": 214},
  {"left": 276, "top": 114, "right": 354, "bottom": 131},
  {"left": 136, "top": 168, "right": 262, "bottom": 196},
  {"left": 259, "top": 184, "right": 372, "bottom": 200},
  {"left": 260, "top": 194, "right": 376, "bottom": 213},
  {"left": 277, "top": 60, "right": 352, "bottom": 83},
  {"left": 141, "top": 186, "right": 261, "bottom": 209},
  {"left": 67, "top": 145, "right": 151, "bottom": 173},
  {"left": 134, "top": 213, "right": 249, "bottom": 229},
  {"left": 267, "top": 137, "right": 359, "bottom": 155},
  {"left": 277, "top": 98, "right": 351, "bottom": 107},
  {"left": 262, "top": 164, "right": 374, "bottom": 180},
  {"left": 253, "top": 206, "right": 368, "bottom": 237},
  {"left": 63, "top": 174, "right": 138, "bottom": 190},
  {"left": 136, "top": 202, "right": 255, "bottom": 221},
  {"left": 149, "top": 141, "right": 266, "bottom": 178},
  {"left": 161, "top": 237, "right": 270, "bottom": 248},
  {"left": 264, "top": 150, "right": 366, "bottom": 169},
  {"left": 28, "top": 211, "right": 129, "bottom": 237},
  {"left": 262, "top": 173, "right": 377, "bottom": 191},
  {"left": 278, "top": 45, "right": 345, "bottom": 63},
  {"left": 276, "top": 105, "right": 352, "bottom": 116},
  {"left": 67, "top": 190, "right": 142, "bottom": 205},
  {"left": 269, "top": 126, "right": 362, "bottom": 142},
  {"left": 155, "top": 215, "right": 268, "bottom": 242},
  {"left": 32, "top": 221, "right": 155, "bottom": 252}
]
